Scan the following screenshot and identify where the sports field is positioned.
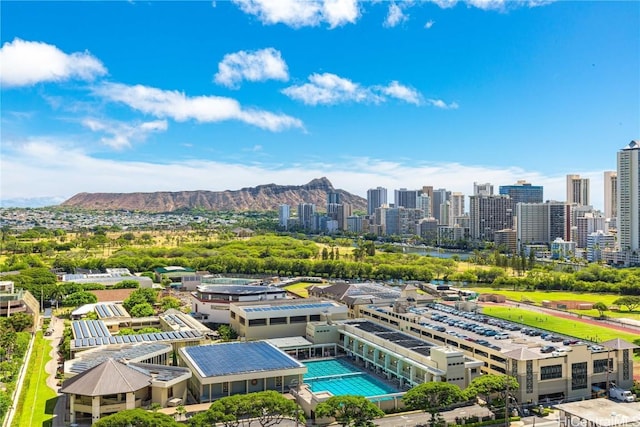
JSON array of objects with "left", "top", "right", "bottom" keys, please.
[
  {"left": 481, "top": 306, "right": 640, "bottom": 343},
  {"left": 469, "top": 287, "right": 640, "bottom": 320}
]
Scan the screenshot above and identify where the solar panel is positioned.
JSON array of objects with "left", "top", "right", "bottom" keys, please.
[
  {"left": 184, "top": 341, "right": 302, "bottom": 377},
  {"left": 72, "top": 322, "right": 82, "bottom": 339}
]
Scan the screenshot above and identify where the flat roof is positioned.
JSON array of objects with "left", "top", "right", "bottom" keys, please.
[
  {"left": 67, "top": 342, "right": 172, "bottom": 374},
  {"left": 243, "top": 302, "right": 338, "bottom": 313},
  {"left": 182, "top": 341, "right": 304, "bottom": 378},
  {"left": 196, "top": 285, "right": 286, "bottom": 295},
  {"left": 266, "top": 336, "right": 313, "bottom": 348},
  {"left": 95, "top": 303, "right": 129, "bottom": 319},
  {"left": 555, "top": 399, "right": 640, "bottom": 426}
]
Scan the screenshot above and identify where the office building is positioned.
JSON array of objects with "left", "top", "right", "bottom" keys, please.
[
  {"left": 469, "top": 194, "right": 514, "bottom": 242},
  {"left": 617, "top": 141, "right": 640, "bottom": 252},
  {"left": 395, "top": 188, "right": 419, "bottom": 209},
  {"left": 499, "top": 180, "right": 543, "bottom": 204},
  {"left": 278, "top": 204, "right": 290, "bottom": 229},
  {"left": 367, "top": 187, "right": 387, "bottom": 216},
  {"left": 566, "top": 174, "right": 590, "bottom": 206},
  {"left": 604, "top": 171, "right": 617, "bottom": 220}
]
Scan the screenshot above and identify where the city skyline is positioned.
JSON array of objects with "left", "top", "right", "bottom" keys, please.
[{"left": 1, "top": 1, "right": 639, "bottom": 209}]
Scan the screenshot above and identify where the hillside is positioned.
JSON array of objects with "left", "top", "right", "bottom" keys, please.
[{"left": 60, "top": 177, "right": 367, "bottom": 213}]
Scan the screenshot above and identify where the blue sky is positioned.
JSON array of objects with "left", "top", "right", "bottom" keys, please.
[{"left": 1, "top": 0, "right": 638, "bottom": 209}]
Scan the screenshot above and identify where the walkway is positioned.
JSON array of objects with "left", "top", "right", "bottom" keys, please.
[{"left": 43, "top": 315, "right": 68, "bottom": 427}]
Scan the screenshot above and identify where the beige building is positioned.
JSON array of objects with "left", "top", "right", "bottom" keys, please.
[
  {"left": 61, "top": 358, "right": 191, "bottom": 424},
  {"left": 229, "top": 298, "right": 348, "bottom": 340}
]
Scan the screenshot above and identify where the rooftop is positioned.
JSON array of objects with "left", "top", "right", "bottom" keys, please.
[
  {"left": 61, "top": 358, "right": 151, "bottom": 396},
  {"left": 181, "top": 341, "right": 304, "bottom": 378},
  {"left": 555, "top": 398, "right": 640, "bottom": 427},
  {"left": 66, "top": 342, "right": 172, "bottom": 375},
  {"left": 196, "top": 284, "right": 286, "bottom": 295}
]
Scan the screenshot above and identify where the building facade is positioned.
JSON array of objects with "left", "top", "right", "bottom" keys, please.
[
  {"left": 367, "top": 187, "right": 387, "bottom": 216},
  {"left": 566, "top": 174, "right": 590, "bottom": 206},
  {"left": 617, "top": 141, "right": 640, "bottom": 253},
  {"left": 603, "top": 171, "right": 617, "bottom": 220},
  {"left": 469, "top": 194, "right": 514, "bottom": 242},
  {"left": 499, "top": 180, "right": 543, "bottom": 204}
]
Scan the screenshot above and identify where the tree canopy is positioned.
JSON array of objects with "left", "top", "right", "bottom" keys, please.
[
  {"left": 403, "top": 382, "right": 466, "bottom": 427},
  {"left": 92, "top": 408, "right": 180, "bottom": 427},
  {"left": 314, "top": 395, "right": 384, "bottom": 427}
]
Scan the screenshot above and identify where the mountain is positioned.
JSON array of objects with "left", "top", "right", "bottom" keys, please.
[{"left": 60, "top": 177, "right": 367, "bottom": 213}]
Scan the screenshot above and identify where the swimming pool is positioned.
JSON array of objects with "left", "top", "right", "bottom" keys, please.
[{"left": 303, "top": 358, "right": 400, "bottom": 399}]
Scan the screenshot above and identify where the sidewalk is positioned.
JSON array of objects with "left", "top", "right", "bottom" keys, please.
[{"left": 43, "top": 316, "right": 68, "bottom": 427}]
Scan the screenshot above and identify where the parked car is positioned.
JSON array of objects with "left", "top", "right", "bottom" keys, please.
[
  {"left": 540, "top": 345, "right": 557, "bottom": 353},
  {"left": 494, "top": 332, "right": 510, "bottom": 340}
]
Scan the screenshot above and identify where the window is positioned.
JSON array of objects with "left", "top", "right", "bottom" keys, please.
[
  {"left": 309, "top": 314, "right": 321, "bottom": 321},
  {"left": 541, "top": 365, "right": 562, "bottom": 380},
  {"left": 270, "top": 317, "right": 287, "bottom": 325},
  {"left": 230, "top": 311, "right": 236, "bottom": 319},
  {"left": 290, "top": 315, "right": 307, "bottom": 323},
  {"left": 593, "top": 359, "right": 613, "bottom": 374},
  {"left": 571, "top": 362, "right": 587, "bottom": 390},
  {"left": 239, "top": 316, "right": 245, "bottom": 325},
  {"left": 249, "top": 318, "right": 267, "bottom": 326}
]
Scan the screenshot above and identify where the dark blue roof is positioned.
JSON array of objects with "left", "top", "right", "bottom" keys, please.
[
  {"left": 183, "top": 341, "right": 303, "bottom": 377},
  {"left": 243, "top": 302, "right": 335, "bottom": 313}
]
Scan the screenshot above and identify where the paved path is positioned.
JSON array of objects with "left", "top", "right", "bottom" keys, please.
[{"left": 43, "top": 316, "right": 68, "bottom": 427}]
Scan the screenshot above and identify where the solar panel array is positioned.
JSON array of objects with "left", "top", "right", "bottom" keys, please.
[
  {"left": 72, "top": 320, "right": 112, "bottom": 340},
  {"left": 68, "top": 343, "right": 171, "bottom": 374},
  {"left": 163, "top": 313, "right": 187, "bottom": 327},
  {"left": 243, "top": 302, "right": 335, "bottom": 313},
  {"left": 345, "top": 283, "right": 400, "bottom": 300},
  {"left": 184, "top": 341, "right": 303, "bottom": 377},
  {"left": 72, "top": 329, "right": 203, "bottom": 349},
  {"left": 346, "top": 320, "right": 434, "bottom": 355},
  {"left": 95, "top": 304, "right": 127, "bottom": 318}
]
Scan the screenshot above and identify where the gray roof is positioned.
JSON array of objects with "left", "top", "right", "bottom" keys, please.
[
  {"left": 502, "top": 347, "right": 542, "bottom": 361},
  {"left": 600, "top": 338, "right": 638, "bottom": 350},
  {"left": 61, "top": 358, "right": 151, "bottom": 396}
]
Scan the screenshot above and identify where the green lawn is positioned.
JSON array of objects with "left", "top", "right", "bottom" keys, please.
[
  {"left": 284, "top": 281, "right": 318, "bottom": 298},
  {"left": 481, "top": 306, "right": 640, "bottom": 343},
  {"left": 12, "top": 332, "right": 58, "bottom": 427},
  {"left": 469, "top": 287, "right": 640, "bottom": 320}
]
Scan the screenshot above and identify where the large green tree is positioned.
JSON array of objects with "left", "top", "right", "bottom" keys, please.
[
  {"left": 403, "top": 382, "right": 466, "bottom": 427},
  {"left": 314, "top": 395, "right": 384, "bottom": 427},
  {"left": 93, "top": 408, "right": 180, "bottom": 427},
  {"left": 465, "top": 374, "right": 519, "bottom": 406},
  {"left": 613, "top": 296, "right": 640, "bottom": 312}
]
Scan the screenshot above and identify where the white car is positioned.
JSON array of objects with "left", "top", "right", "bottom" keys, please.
[{"left": 494, "top": 332, "right": 510, "bottom": 340}]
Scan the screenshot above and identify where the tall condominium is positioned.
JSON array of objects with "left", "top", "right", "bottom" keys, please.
[
  {"left": 297, "top": 203, "right": 316, "bottom": 231},
  {"left": 515, "top": 201, "right": 570, "bottom": 252},
  {"left": 604, "top": 171, "right": 617, "bottom": 220},
  {"left": 367, "top": 187, "right": 387, "bottom": 216},
  {"left": 394, "top": 188, "right": 419, "bottom": 209},
  {"left": 432, "top": 188, "right": 451, "bottom": 224},
  {"left": 566, "top": 174, "right": 590, "bottom": 206},
  {"left": 449, "top": 192, "right": 465, "bottom": 225},
  {"left": 469, "top": 194, "right": 514, "bottom": 241},
  {"left": 278, "top": 204, "right": 290, "bottom": 229},
  {"left": 499, "top": 180, "right": 543, "bottom": 204},
  {"left": 617, "top": 141, "right": 640, "bottom": 252},
  {"left": 327, "top": 191, "right": 340, "bottom": 205},
  {"left": 473, "top": 182, "right": 494, "bottom": 196}
]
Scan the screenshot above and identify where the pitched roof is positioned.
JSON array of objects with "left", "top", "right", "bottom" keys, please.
[
  {"left": 600, "top": 338, "right": 638, "bottom": 350},
  {"left": 60, "top": 358, "right": 150, "bottom": 396},
  {"left": 502, "top": 347, "right": 542, "bottom": 360}
]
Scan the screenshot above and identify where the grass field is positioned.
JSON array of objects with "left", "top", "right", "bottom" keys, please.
[
  {"left": 469, "top": 287, "right": 640, "bottom": 320},
  {"left": 12, "top": 332, "right": 57, "bottom": 427},
  {"left": 481, "top": 306, "right": 640, "bottom": 343},
  {"left": 284, "top": 281, "right": 319, "bottom": 298}
]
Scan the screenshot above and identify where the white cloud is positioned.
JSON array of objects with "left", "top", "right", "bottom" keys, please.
[
  {"left": 283, "top": 73, "right": 451, "bottom": 108},
  {"left": 0, "top": 38, "right": 107, "bottom": 88},
  {"left": 282, "top": 73, "right": 375, "bottom": 105},
  {"left": 424, "top": 19, "right": 435, "bottom": 29},
  {"left": 232, "top": 0, "right": 360, "bottom": 28},
  {"left": 93, "top": 82, "right": 303, "bottom": 132},
  {"left": 214, "top": 47, "right": 289, "bottom": 89},
  {"left": 426, "top": 98, "right": 459, "bottom": 109},
  {"left": 82, "top": 118, "right": 168, "bottom": 149},
  {"left": 428, "top": 0, "right": 555, "bottom": 11},
  {"left": 0, "top": 138, "right": 602, "bottom": 210},
  {"left": 384, "top": 3, "right": 408, "bottom": 28},
  {"left": 380, "top": 81, "right": 421, "bottom": 105}
]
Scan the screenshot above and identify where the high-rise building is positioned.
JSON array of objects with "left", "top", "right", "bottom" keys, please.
[
  {"left": 617, "top": 140, "right": 640, "bottom": 252},
  {"left": 515, "top": 201, "right": 570, "bottom": 252},
  {"left": 417, "top": 193, "right": 431, "bottom": 218},
  {"left": 469, "top": 194, "right": 514, "bottom": 242},
  {"left": 604, "top": 171, "right": 617, "bottom": 220},
  {"left": 383, "top": 207, "right": 423, "bottom": 236},
  {"left": 278, "top": 204, "right": 290, "bottom": 229},
  {"left": 566, "top": 174, "right": 590, "bottom": 206},
  {"left": 297, "top": 203, "right": 316, "bottom": 231},
  {"left": 499, "top": 180, "right": 543, "bottom": 204},
  {"left": 449, "top": 192, "right": 465, "bottom": 225},
  {"left": 327, "top": 192, "right": 340, "bottom": 205},
  {"left": 394, "top": 188, "right": 419, "bottom": 209},
  {"left": 473, "top": 182, "right": 494, "bottom": 196},
  {"left": 337, "top": 203, "right": 352, "bottom": 231},
  {"left": 367, "top": 187, "right": 387, "bottom": 216},
  {"left": 432, "top": 188, "right": 450, "bottom": 224}
]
